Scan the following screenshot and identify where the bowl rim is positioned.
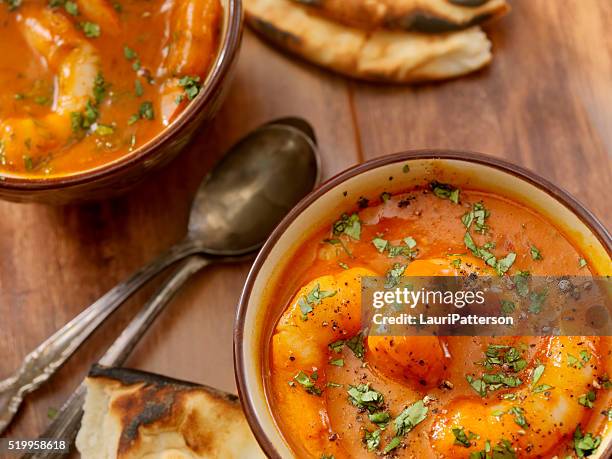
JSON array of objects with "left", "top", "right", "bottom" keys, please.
[
  {"left": 233, "top": 149, "right": 612, "bottom": 459},
  {"left": 0, "top": 0, "right": 243, "bottom": 190}
]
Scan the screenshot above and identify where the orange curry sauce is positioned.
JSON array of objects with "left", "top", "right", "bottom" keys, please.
[
  {"left": 267, "top": 185, "right": 611, "bottom": 458},
  {"left": 0, "top": 0, "right": 221, "bottom": 177}
]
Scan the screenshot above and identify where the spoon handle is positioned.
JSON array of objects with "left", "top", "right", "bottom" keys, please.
[
  {"left": 0, "top": 238, "right": 202, "bottom": 435},
  {"left": 22, "top": 256, "right": 210, "bottom": 459}
]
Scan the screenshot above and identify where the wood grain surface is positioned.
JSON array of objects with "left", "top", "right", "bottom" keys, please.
[{"left": 1, "top": 0, "right": 610, "bottom": 450}]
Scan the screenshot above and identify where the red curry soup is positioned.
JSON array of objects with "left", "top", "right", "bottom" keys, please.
[
  {"left": 0, "top": 0, "right": 221, "bottom": 177},
  {"left": 267, "top": 182, "right": 611, "bottom": 458}
]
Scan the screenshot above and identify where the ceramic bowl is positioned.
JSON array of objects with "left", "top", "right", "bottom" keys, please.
[
  {"left": 0, "top": 0, "right": 243, "bottom": 204},
  {"left": 234, "top": 150, "right": 612, "bottom": 458}
]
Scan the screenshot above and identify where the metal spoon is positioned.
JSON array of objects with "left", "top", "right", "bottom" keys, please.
[{"left": 0, "top": 118, "right": 320, "bottom": 434}]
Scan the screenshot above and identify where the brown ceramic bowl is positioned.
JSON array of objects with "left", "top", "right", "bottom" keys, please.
[
  {"left": 0, "top": 0, "right": 243, "bottom": 204},
  {"left": 234, "top": 150, "right": 612, "bottom": 458}
]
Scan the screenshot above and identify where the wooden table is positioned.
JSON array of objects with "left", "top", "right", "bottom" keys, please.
[{"left": 1, "top": 0, "right": 610, "bottom": 446}]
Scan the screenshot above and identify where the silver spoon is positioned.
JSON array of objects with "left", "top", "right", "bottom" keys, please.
[{"left": 0, "top": 118, "right": 320, "bottom": 434}]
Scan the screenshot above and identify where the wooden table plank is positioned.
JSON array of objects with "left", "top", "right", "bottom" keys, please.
[{"left": 1, "top": 0, "right": 610, "bottom": 448}]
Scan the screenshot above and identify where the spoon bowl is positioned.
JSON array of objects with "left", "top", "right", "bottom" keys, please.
[{"left": 189, "top": 124, "right": 320, "bottom": 254}]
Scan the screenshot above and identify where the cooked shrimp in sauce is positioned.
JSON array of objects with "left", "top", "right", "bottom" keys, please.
[
  {"left": 0, "top": 0, "right": 221, "bottom": 177},
  {"left": 267, "top": 184, "right": 611, "bottom": 458}
]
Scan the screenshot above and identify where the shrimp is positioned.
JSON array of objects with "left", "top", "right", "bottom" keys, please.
[
  {"left": 76, "top": 0, "right": 120, "bottom": 36},
  {"left": 368, "top": 256, "right": 489, "bottom": 387},
  {"left": 0, "top": 6, "right": 101, "bottom": 170},
  {"left": 158, "top": 0, "right": 222, "bottom": 125},
  {"left": 271, "top": 267, "right": 375, "bottom": 457},
  {"left": 430, "top": 336, "right": 601, "bottom": 457}
]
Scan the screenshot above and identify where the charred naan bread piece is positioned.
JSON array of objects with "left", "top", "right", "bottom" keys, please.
[
  {"left": 290, "top": 0, "right": 509, "bottom": 32},
  {"left": 246, "top": 0, "right": 492, "bottom": 82},
  {"left": 76, "top": 365, "right": 264, "bottom": 459}
]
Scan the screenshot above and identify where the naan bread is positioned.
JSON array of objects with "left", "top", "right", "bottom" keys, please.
[
  {"left": 76, "top": 365, "right": 265, "bottom": 459},
  {"left": 245, "top": 0, "right": 492, "bottom": 82},
  {"left": 290, "top": 0, "right": 509, "bottom": 32}
]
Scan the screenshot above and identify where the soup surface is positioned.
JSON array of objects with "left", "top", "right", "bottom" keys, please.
[
  {"left": 0, "top": 0, "right": 221, "bottom": 177},
  {"left": 267, "top": 183, "right": 611, "bottom": 458}
]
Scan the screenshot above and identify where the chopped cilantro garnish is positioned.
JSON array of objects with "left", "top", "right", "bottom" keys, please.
[
  {"left": 329, "top": 358, "right": 344, "bottom": 367},
  {"left": 508, "top": 406, "right": 528, "bottom": 428},
  {"left": 483, "top": 345, "right": 526, "bottom": 372},
  {"left": 328, "top": 340, "right": 344, "bottom": 353},
  {"left": 383, "top": 437, "right": 401, "bottom": 454},
  {"left": 364, "top": 429, "right": 381, "bottom": 452},
  {"left": 95, "top": 124, "right": 115, "bottom": 136},
  {"left": 372, "top": 237, "right": 387, "bottom": 253},
  {"left": 567, "top": 353, "right": 583, "bottom": 369},
  {"left": 574, "top": 425, "right": 601, "bottom": 457},
  {"left": 528, "top": 290, "right": 547, "bottom": 314},
  {"left": 371, "top": 236, "right": 417, "bottom": 259},
  {"left": 139, "top": 101, "right": 154, "bottom": 120},
  {"left": 81, "top": 22, "right": 101, "bottom": 38},
  {"left": 307, "top": 283, "right": 337, "bottom": 304},
  {"left": 578, "top": 391, "right": 596, "bottom": 408},
  {"left": 531, "top": 364, "right": 545, "bottom": 386},
  {"left": 500, "top": 299, "right": 516, "bottom": 315},
  {"left": 64, "top": 1, "right": 77, "bottom": 15},
  {"left": 464, "top": 232, "right": 516, "bottom": 276},
  {"left": 530, "top": 245, "right": 543, "bottom": 260},
  {"left": 70, "top": 72, "right": 107, "bottom": 135},
  {"left": 368, "top": 411, "right": 390, "bottom": 427},
  {"left": 394, "top": 399, "right": 428, "bottom": 436},
  {"left": 124, "top": 46, "right": 137, "bottom": 60},
  {"left": 298, "top": 283, "right": 336, "bottom": 320},
  {"left": 462, "top": 202, "right": 490, "bottom": 234},
  {"left": 430, "top": 181, "right": 460, "bottom": 204},
  {"left": 452, "top": 427, "right": 472, "bottom": 447},
  {"left": 468, "top": 346, "right": 526, "bottom": 396},
  {"left": 345, "top": 333, "right": 365, "bottom": 360},
  {"left": 495, "top": 253, "right": 516, "bottom": 276},
  {"left": 3, "top": 0, "right": 21, "bottom": 11},
  {"left": 466, "top": 375, "right": 487, "bottom": 397},
  {"left": 134, "top": 79, "right": 144, "bottom": 97},
  {"left": 176, "top": 75, "right": 202, "bottom": 103},
  {"left": 347, "top": 384, "right": 384, "bottom": 413},
  {"left": 384, "top": 263, "right": 406, "bottom": 289},
  {"left": 23, "top": 155, "right": 33, "bottom": 171},
  {"left": 293, "top": 371, "right": 321, "bottom": 396},
  {"left": 532, "top": 384, "right": 553, "bottom": 394},
  {"left": 579, "top": 258, "right": 588, "bottom": 269},
  {"left": 514, "top": 271, "right": 530, "bottom": 297},
  {"left": 48, "top": 0, "right": 78, "bottom": 14},
  {"left": 481, "top": 372, "right": 522, "bottom": 388},
  {"left": 332, "top": 213, "right": 361, "bottom": 240}
]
